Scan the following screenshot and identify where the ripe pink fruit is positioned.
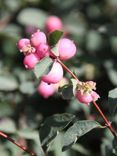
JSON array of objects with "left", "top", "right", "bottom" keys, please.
[
  {"left": 37, "top": 81, "right": 56, "bottom": 98},
  {"left": 17, "top": 38, "right": 35, "bottom": 54},
  {"left": 91, "top": 91, "right": 100, "bottom": 101},
  {"left": 42, "top": 62, "right": 63, "bottom": 84},
  {"left": 76, "top": 90, "right": 99, "bottom": 105},
  {"left": 17, "top": 38, "right": 30, "bottom": 50},
  {"left": 23, "top": 53, "right": 40, "bottom": 69},
  {"left": 36, "top": 43, "right": 50, "bottom": 59},
  {"left": 58, "top": 38, "right": 76, "bottom": 60},
  {"left": 45, "top": 16, "right": 63, "bottom": 32},
  {"left": 76, "top": 91, "right": 93, "bottom": 105},
  {"left": 31, "top": 30, "right": 47, "bottom": 47}
]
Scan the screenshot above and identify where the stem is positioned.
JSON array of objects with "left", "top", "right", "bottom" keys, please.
[
  {"left": 0, "top": 131, "right": 37, "bottom": 156},
  {"left": 92, "top": 101, "right": 117, "bottom": 139},
  {"left": 57, "top": 58, "right": 80, "bottom": 82},
  {"left": 56, "top": 57, "right": 117, "bottom": 140}
]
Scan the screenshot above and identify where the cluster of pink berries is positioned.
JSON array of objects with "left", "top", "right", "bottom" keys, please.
[
  {"left": 17, "top": 28, "right": 76, "bottom": 98},
  {"left": 17, "top": 15, "right": 99, "bottom": 105}
]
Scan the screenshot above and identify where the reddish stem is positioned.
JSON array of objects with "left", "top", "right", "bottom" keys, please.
[
  {"left": 92, "top": 101, "right": 117, "bottom": 139},
  {"left": 57, "top": 58, "right": 80, "bottom": 82},
  {"left": 0, "top": 131, "right": 37, "bottom": 156}
]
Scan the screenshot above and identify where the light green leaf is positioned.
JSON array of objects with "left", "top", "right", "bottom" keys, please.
[
  {"left": 61, "top": 85, "right": 74, "bottom": 100},
  {"left": 0, "top": 118, "right": 16, "bottom": 133},
  {"left": 51, "top": 46, "right": 59, "bottom": 56},
  {"left": 0, "top": 75, "right": 18, "bottom": 91},
  {"left": 17, "top": 8, "right": 47, "bottom": 27},
  {"left": 62, "top": 120, "right": 103, "bottom": 151},
  {"left": 33, "top": 57, "right": 53, "bottom": 79},
  {"left": 19, "top": 81, "right": 35, "bottom": 95}
]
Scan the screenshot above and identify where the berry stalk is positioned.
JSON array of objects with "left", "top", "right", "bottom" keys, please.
[
  {"left": 0, "top": 131, "right": 37, "bottom": 156},
  {"left": 57, "top": 57, "right": 117, "bottom": 140}
]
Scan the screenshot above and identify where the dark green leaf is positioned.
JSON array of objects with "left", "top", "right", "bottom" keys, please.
[
  {"left": 108, "top": 88, "right": 117, "bottom": 115},
  {"left": 62, "top": 120, "right": 103, "bottom": 151},
  {"left": 61, "top": 85, "right": 74, "bottom": 100},
  {"left": 39, "top": 113, "right": 75, "bottom": 146},
  {"left": 33, "top": 57, "right": 53, "bottom": 79},
  {"left": 48, "top": 30, "right": 63, "bottom": 46}
]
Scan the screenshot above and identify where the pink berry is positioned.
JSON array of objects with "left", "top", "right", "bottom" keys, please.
[
  {"left": 37, "top": 81, "right": 56, "bottom": 98},
  {"left": 23, "top": 53, "right": 40, "bottom": 69},
  {"left": 76, "top": 90, "right": 100, "bottom": 105},
  {"left": 76, "top": 91, "right": 93, "bottom": 105},
  {"left": 45, "top": 16, "right": 63, "bottom": 32},
  {"left": 17, "top": 38, "right": 36, "bottom": 54},
  {"left": 42, "top": 62, "right": 63, "bottom": 84},
  {"left": 91, "top": 91, "right": 100, "bottom": 101},
  {"left": 17, "top": 38, "right": 30, "bottom": 50},
  {"left": 36, "top": 43, "right": 50, "bottom": 59},
  {"left": 58, "top": 38, "right": 76, "bottom": 60},
  {"left": 31, "top": 30, "right": 47, "bottom": 47},
  {"left": 17, "top": 38, "right": 30, "bottom": 49}
]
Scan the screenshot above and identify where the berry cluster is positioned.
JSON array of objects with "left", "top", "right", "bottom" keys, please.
[
  {"left": 17, "top": 16, "right": 99, "bottom": 105},
  {"left": 17, "top": 29, "right": 76, "bottom": 98}
]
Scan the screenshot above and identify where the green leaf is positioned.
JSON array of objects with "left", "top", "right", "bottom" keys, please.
[
  {"left": 0, "top": 75, "right": 18, "bottom": 91},
  {"left": 48, "top": 30, "right": 63, "bottom": 46},
  {"left": 17, "top": 8, "right": 47, "bottom": 27},
  {"left": 0, "top": 102, "right": 13, "bottom": 117},
  {"left": 71, "top": 78, "right": 78, "bottom": 95},
  {"left": 61, "top": 85, "right": 74, "bottom": 100},
  {"left": 104, "top": 60, "right": 117, "bottom": 86},
  {"left": 0, "top": 118, "right": 16, "bottom": 133},
  {"left": 108, "top": 88, "right": 117, "bottom": 115},
  {"left": 39, "top": 113, "right": 75, "bottom": 146},
  {"left": 51, "top": 45, "right": 59, "bottom": 56},
  {"left": 17, "top": 129, "right": 39, "bottom": 140},
  {"left": 113, "top": 138, "right": 117, "bottom": 155},
  {"left": 33, "top": 57, "right": 53, "bottom": 79},
  {"left": 19, "top": 81, "right": 35, "bottom": 95},
  {"left": 62, "top": 120, "right": 103, "bottom": 151}
]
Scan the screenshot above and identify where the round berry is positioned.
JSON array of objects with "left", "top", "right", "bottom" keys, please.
[
  {"left": 58, "top": 38, "right": 76, "bottom": 60},
  {"left": 76, "top": 91, "right": 93, "bottom": 105},
  {"left": 17, "top": 38, "right": 30, "bottom": 50},
  {"left": 37, "top": 81, "right": 56, "bottom": 98},
  {"left": 45, "top": 16, "right": 63, "bottom": 32},
  {"left": 23, "top": 53, "right": 40, "bottom": 69},
  {"left": 42, "top": 62, "right": 63, "bottom": 84},
  {"left": 31, "top": 30, "right": 47, "bottom": 47},
  {"left": 36, "top": 43, "right": 50, "bottom": 59}
]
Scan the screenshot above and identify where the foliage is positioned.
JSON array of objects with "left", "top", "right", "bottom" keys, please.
[{"left": 0, "top": 0, "right": 117, "bottom": 156}]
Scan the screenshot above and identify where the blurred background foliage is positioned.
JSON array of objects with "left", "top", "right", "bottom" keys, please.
[{"left": 0, "top": 0, "right": 117, "bottom": 156}]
